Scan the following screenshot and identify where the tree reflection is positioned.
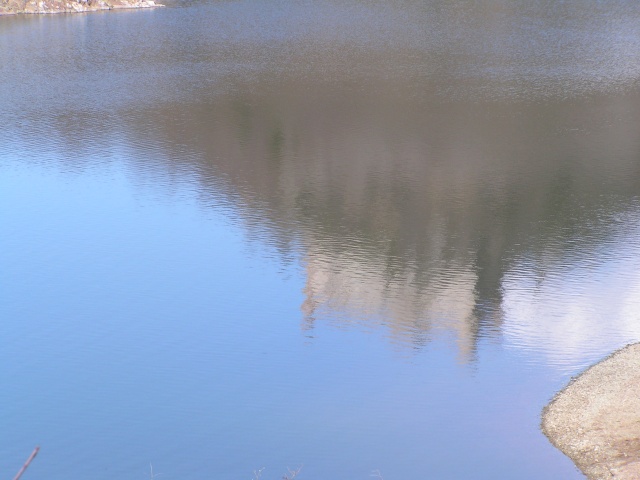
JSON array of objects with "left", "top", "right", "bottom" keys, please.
[
  {"left": 116, "top": 79, "right": 640, "bottom": 364},
  {"left": 12, "top": 0, "right": 640, "bottom": 366}
]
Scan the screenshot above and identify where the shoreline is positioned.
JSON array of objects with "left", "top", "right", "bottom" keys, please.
[
  {"left": 542, "top": 342, "right": 640, "bottom": 479},
  {"left": 0, "top": 0, "right": 162, "bottom": 15}
]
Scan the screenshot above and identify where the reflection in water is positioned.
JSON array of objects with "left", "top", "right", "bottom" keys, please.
[
  {"left": 125, "top": 83, "right": 640, "bottom": 367},
  {"left": 503, "top": 212, "right": 640, "bottom": 372},
  {"left": 4, "top": 1, "right": 640, "bottom": 478},
  {"left": 5, "top": 0, "right": 640, "bottom": 366}
]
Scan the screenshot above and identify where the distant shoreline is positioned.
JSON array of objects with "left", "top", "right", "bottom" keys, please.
[
  {"left": 0, "top": 0, "right": 162, "bottom": 15},
  {"left": 542, "top": 342, "right": 640, "bottom": 479}
]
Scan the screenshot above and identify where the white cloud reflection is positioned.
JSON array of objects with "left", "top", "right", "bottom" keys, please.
[{"left": 502, "top": 217, "right": 640, "bottom": 373}]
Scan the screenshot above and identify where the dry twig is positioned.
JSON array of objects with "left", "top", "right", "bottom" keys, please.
[{"left": 13, "top": 446, "right": 40, "bottom": 480}]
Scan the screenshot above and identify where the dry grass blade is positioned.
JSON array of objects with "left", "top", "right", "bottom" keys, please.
[
  {"left": 13, "top": 446, "right": 40, "bottom": 480},
  {"left": 282, "top": 466, "right": 302, "bottom": 480}
]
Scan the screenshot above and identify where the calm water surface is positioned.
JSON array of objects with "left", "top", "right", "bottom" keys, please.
[{"left": 2, "top": 1, "right": 640, "bottom": 478}]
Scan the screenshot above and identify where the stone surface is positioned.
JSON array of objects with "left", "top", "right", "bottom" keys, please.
[
  {"left": 542, "top": 343, "right": 640, "bottom": 479},
  {"left": 0, "top": 0, "right": 161, "bottom": 15}
]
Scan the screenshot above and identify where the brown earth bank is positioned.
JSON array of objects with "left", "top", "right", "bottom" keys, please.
[
  {"left": 0, "top": 0, "right": 161, "bottom": 15},
  {"left": 542, "top": 343, "right": 640, "bottom": 479}
]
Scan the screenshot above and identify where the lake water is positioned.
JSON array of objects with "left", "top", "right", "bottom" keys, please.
[{"left": 2, "top": 1, "right": 640, "bottom": 479}]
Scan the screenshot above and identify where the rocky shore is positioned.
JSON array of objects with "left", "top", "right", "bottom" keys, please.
[
  {"left": 542, "top": 343, "right": 640, "bottom": 479},
  {"left": 0, "top": 0, "right": 161, "bottom": 15}
]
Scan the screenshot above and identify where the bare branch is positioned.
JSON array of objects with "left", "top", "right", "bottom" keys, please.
[{"left": 13, "top": 446, "right": 40, "bottom": 480}]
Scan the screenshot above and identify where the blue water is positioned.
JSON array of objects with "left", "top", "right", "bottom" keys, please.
[
  {"left": 1, "top": 157, "right": 578, "bottom": 479},
  {"left": 3, "top": 2, "right": 640, "bottom": 478}
]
